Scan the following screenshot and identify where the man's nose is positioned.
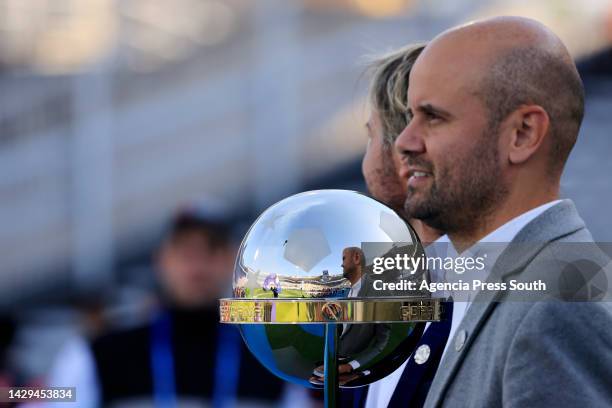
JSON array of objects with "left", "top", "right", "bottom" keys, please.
[{"left": 395, "top": 119, "right": 425, "bottom": 157}]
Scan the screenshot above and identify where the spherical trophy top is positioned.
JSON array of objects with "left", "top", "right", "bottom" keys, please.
[
  {"left": 232, "top": 189, "right": 423, "bottom": 300},
  {"left": 220, "top": 190, "right": 441, "bottom": 389}
]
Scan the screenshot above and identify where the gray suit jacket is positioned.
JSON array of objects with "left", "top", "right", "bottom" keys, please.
[{"left": 424, "top": 200, "right": 612, "bottom": 407}]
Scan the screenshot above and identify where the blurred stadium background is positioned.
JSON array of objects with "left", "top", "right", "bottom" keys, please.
[{"left": 0, "top": 0, "right": 611, "bottom": 386}]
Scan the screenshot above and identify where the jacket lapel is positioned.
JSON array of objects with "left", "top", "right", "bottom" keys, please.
[{"left": 425, "top": 200, "right": 586, "bottom": 407}]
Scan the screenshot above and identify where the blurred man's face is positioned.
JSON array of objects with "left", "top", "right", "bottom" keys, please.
[
  {"left": 395, "top": 44, "right": 509, "bottom": 233},
  {"left": 341, "top": 249, "right": 358, "bottom": 280},
  {"left": 362, "top": 110, "right": 407, "bottom": 211},
  {"left": 158, "top": 230, "right": 233, "bottom": 308}
]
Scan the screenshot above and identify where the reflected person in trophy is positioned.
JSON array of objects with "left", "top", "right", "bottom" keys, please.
[{"left": 312, "top": 247, "right": 392, "bottom": 386}]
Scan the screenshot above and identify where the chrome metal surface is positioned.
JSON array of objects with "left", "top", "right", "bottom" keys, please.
[
  {"left": 222, "top": 190, "right": 439, "bottom": 388},
  {"left": 232, "top": 190, "right": 427, "bottom": 299},
  {"left": 239, "top": 321, "right": 424, "bottom": 388}
]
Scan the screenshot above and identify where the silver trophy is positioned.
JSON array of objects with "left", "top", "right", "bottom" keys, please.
[{"left": 220, "top": 190, "right": 442, "bottom": 406}]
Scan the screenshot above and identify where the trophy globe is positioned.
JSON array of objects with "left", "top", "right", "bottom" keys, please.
[{"left": 220, "top": 190, "right": 442, "bottom": 406}]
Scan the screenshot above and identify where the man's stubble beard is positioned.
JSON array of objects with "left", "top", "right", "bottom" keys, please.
[
  {"left": 404, "top": 130, "right": 509, "bottom": 235},
  {"left": 342, "top": 265, "right": 354, "bottom": 280},
  {"left": 365, "top": 144, "right": 407, "bottom": 213}
]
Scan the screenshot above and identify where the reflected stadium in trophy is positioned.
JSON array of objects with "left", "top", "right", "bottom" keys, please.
[{"left": 219, "top": 190, "right": 443, "bottom": 401}]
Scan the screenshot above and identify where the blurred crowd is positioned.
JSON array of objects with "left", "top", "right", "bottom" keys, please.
[{"left": 2, "top": 205, "right": 320, "bottom": 407}]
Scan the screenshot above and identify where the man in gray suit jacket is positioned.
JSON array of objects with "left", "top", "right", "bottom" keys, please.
[
  {"left": 337, "top": 248, "right": 392, "bottom": 370},
  {"left": 312, "top": 247, "right": 393, "bottom": 385},
  {"left": 394, "top": 15, "right": 612, "bottom": 407}
]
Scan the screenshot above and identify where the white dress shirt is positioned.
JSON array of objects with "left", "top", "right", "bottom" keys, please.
[{"left": 349, "top": 277, "right": 363, "bottom": 298}]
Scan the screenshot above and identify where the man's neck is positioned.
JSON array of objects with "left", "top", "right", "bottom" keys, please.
[
  {"left": 397, "top": 208, "right": 443, "bottom": 245},
  {"left": 449, "top": 188, "right": 559, "bottom": 253},
  {"left": 350, "top": 271, "right": 363, "bottom": 286},
  {"left": 411, "top": 219, "right": 443, "bottom": 245}
]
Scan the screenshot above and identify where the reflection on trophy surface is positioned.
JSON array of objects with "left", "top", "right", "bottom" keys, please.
[
  {"left": 311, "top": 247, "right": 392, "bottom": 386},
  {"left": 220, "top": 190, "right": 441, "bottom": 389}
]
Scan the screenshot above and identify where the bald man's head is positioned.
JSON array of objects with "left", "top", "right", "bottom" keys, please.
[
  {"left": 342, "top": 247, "right": 365, "bottom": 283},
  {"left": 395, "top": 17, "right": 583, "bottom": 238},
  {"left": 429, "top": 16, "right": 584, "bottom": 174}
]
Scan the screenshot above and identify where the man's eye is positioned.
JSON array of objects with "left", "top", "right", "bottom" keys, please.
[{"left": 425, "top": 111, "right": 441, "bottom": 123}]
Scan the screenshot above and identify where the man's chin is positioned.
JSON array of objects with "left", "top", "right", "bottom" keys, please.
[
  {"left": 404, "top": 196, "right": 432, "bottom": 218},
  {"left": 404, "top": 198, "right": 442, "bottom": 221}
]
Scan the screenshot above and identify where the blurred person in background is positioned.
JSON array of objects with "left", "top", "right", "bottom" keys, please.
[
  {"left": 346, "top": 44, "right": 453, "bottom": 408},
  {"left": 30, "top": 206, "right": 291, "bottom": 408}
]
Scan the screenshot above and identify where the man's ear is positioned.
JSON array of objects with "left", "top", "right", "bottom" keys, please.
[{"left": 506, "top": 105, "right": 550, "bottom": 165}]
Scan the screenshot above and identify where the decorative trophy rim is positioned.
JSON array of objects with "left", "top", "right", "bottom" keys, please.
[{"left": 219, "top": 297, "right": 443, "bottom": 324}]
